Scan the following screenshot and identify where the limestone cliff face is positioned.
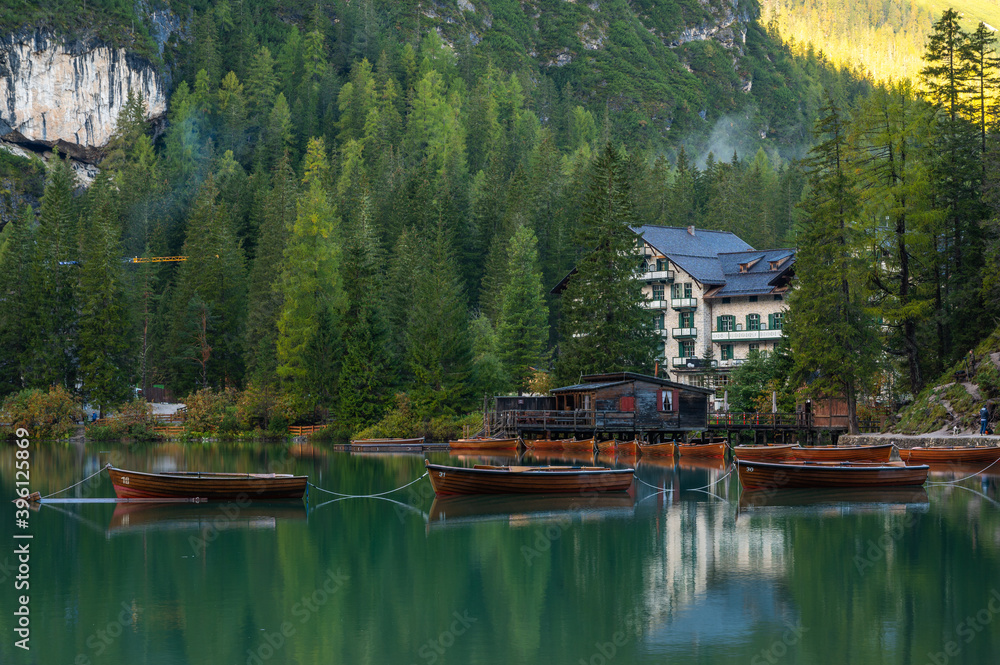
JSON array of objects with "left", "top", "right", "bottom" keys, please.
[{"left": 0, "top": 30, "right": 167, "bottom": 163}]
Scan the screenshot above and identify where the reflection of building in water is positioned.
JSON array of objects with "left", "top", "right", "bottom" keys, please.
[{"left": 641, "top": 503, "right": 789, "bottom": 627}]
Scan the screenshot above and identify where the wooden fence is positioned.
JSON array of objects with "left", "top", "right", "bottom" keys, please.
[{"left": 288, "top": 425, "right": 324, "bottom": 437}]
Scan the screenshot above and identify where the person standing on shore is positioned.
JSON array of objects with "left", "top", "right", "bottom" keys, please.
[{"left": 981, "top": 405, "right": 990, "bottom": 435}]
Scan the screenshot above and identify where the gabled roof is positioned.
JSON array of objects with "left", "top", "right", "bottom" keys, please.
[
  {"left": 705, "top": 249, "right": 796, "bottom": 298},
  {"left": 550, "top": 372, "right": 714, "bottom": 395},
  {"left": 633, "top": 225, "right": 754, "bottom": 285}
]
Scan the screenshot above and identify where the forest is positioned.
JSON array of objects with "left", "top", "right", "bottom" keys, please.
[{"left": 1, "top": 3, "right": 999, "bottom": 437}]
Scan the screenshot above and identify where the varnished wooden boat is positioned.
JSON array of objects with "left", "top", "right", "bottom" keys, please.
[
  {"left": 736, "top": 459, "right": 929, "bottom": 491},
  {"left": 596, "top": 439, "right": 617, "bottom": 453},
  {"left": 449, "top": 437, "right": 519, "bottom": 451},
  {"left": 523, "top": 438, "right": 568, "bottom": 451},
  {"left": 424, "top": 460, "right": 634, "bottom": 495},
  {"left": 617, "top": 439, "right": 640, "bottom": 456},
  {"left": 733, "top": 444, "right": 795, "bottom": 461},
  {"left": 107, "top": 466, "right": 308, "bottom": 500},
  {"left": 350, "top": 436, "right": 425, "bottom": 447},
  {"left": 639, "top": 441, "right": 676, "bottom": 457},
  {"left": 677, "top": 441, "right": 727, "bottom": 458},
  {"left": 899, "top": 446, "right": 1000, "bottom": 463},
  {"left": 789, "top": 443, "right": 893, "bottom": 463},
  {"left": 561, "top": 437, "right": 596, "bottom": 452}
]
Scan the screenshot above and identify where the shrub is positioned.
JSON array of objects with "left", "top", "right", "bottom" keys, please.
[
  {"left": 182, "top": 388, "right": 239, "bottom": 433},
  {"left": 1, "top": 386, "right": 83, "bottom": 439},
  {"left": 85, "top": 399, "right": 158, "bottom": 441},
  {"left": 235, "top": 383, "right": 301, "bottom": 431}
]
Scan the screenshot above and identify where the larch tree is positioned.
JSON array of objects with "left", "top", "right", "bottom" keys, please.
[
  {"left": 276, "top": 138, "right": 346, "bottom": 410},
  {"left": 0, "top": 206, "right": 35, "bottom": 396}
]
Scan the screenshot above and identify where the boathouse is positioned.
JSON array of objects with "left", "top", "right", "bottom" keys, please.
[{"left": 489, "top": 372, "right": 713, "bottom": 439}]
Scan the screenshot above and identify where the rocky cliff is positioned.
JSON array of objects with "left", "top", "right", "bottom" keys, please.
[{"left": 0, "top": 29, "right": 168, "bottom": 164}]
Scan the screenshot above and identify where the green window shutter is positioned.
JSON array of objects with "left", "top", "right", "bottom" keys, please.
[
  {"left": 746, "top": 314, "right": 751, "bottom": 329},
  {"left": 716, "top": 316, "right": 722, "bottom": 331},
  {"left": 768, "top": 313, "right": 774, "bottom": 329}
]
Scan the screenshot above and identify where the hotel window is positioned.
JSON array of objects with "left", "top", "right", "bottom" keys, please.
[
  {"left": 748, "top": 295, "right": 758, "bottom": 302},
  {"left": 656, "top": 258, "right": 668, "bottom": 271},
  {"left": 671, "top": 283, "right": 682, "bottom": 299},
  {"left": 684, "top": 283, "right": 693, "bottom": 298},
  {"left": 748, "top": 343, "right": 759, "bottom": 353},
  {"left": 718, "top": 315, "right": 735, "bottom": 332},
  {"left": 770, "top": 312, "right": 784, "bottom": 330},
  {"left": 722, "top": 297, "right": 731, "bottom": 304},
  {"left": 678, "top": 311, "right": 694, "bottom": 327},
  {"left": 720, "top": 344, "right": 734, "bottom": 360},
  {"left": 679, "top": 341, "right": 695, "bottom": 357},
  {"left": 747, "top": 313, "right": 760, "bottom": 331},
  {"left": 655, "top": 313, "right": 665, "bottom": 330},
  {"left": 652, "top": 285, "right": 665, "bottom": 301},
  {"left": 774, "top": 294, "right": 783, "bottom": 301}
]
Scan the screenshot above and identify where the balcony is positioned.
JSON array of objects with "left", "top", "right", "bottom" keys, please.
[
  {"left": 642, "top": 299, "right": 669, "bottom": 309},
  {"left": 641, "top": 269, "right": 674, "bottom": 282},
  {"left": 711, "top": 327, "right": 784, "bottom": 342},
  {"left": 654, "top": 328, "right": 670, "bottom": 337},
  {"left": 672, "top": 357, "right": 716, "bottom": 369},
  {"left": 717, "top": 358, "right": 747, "bottom": 368},
  {"left": 670, "top": 298, "right": 697, "bottom": 310},
  {"left": 672, "top": 327, "right": 697, "bottom": 338}
]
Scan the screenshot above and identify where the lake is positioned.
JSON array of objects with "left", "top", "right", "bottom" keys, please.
[{"left": 2, "top": 441, "right": 999, "bottom": 665}]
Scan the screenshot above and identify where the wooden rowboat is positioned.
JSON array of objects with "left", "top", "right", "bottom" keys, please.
[
  {"left": 424, "top": 460, "right": 634, "bottom": 495},
  {"left": 350, "top": 437, "right": 425, "bottom": 447},
  {"left": 736, "top": 459, "right": 929, "bottom": 491},
  {"left": 596, "top": 439, "right": 617, "bottom": 453},
  {"left": 677, "top": 441, "right": 727, "bottom": 458},
  {"left": 639, "top": 441, "right": 676, "bottom": 457},
  {"left": 899, "top": 446, "right": 1000, "bottom": 463},
  {"left": 789, "top": 444, "right": 893, "bottom": 463},
  {"left": 107, "top": 467, "right": 307, "bottom": 500},
  {"left": 523, "top": 438, "right": 568, "bottom": 451},
  {"left": 561, "top": 438, "right": 596, "bottom": 452},
  {"left": 617, "top": 440, "right": 640, "bottom": 456},
  {"left": 449, "top": 437, "right": 519, "bottom": 451},
  {"left": 733, "top": 444, "right": 795, "bottom": 462}
]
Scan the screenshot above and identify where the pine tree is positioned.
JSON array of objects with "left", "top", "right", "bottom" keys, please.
[
  {"left": 78, "top": 175, "right": 135, "bottom": 416},
  {"left": 496, "top": 225, "right": 549, "bottom": 393},
  {"left": 0, "top": 206, "right": 35, "bottom": 396},
  {"left": 962, "top": 23, "right": 1000, "bottom": 155},
  {"left": 27, "top": 154, "right": 79, "bottom": 389},
  {"left": 276, "top": 138, "right": 345, "bottom": 409},
  {"left": 556, "top": 144, "right": 660, "bottom": 383},
  {"left": 787, "top": 95, "right": 878, "bottom": 434}
]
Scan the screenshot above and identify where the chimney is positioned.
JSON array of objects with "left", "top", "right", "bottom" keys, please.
[{"left": 687, "top": 225, "right": 695, "bottom": 236}]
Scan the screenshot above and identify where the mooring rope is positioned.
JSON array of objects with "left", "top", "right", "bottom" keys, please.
[
  {"left": 635, "top": 477, "right": 670, "bottom": 495},
  {"left": 925, "top": 456, "right": 1000, "bottom": 485},
  {"left": 685, "top": 464, "right": 735, "bottom": 492},
  {"left": 40, "top": 463, "right": 112, "bottom": 499},
  {"left": 308, "top": 471, "right": 429, "bottom": 499}
]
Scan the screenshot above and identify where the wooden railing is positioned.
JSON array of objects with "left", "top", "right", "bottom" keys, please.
[
  {"left": 708, "top": 412, "right": 803, "bottom": 428},
  {"left": 487, "top": 410, "right": 685, "bottom": 431},
  {"left": 289, "top": 425, "right": 324, "bottom": 437}
]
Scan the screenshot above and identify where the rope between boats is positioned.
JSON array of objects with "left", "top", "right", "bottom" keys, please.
[
  {"left": 686, "top": 464, "right": 735, "bottom": 492},
  {"left": 308, "top": 472, "right": 429, "bottom": 498},
  {"left": 925, "top": 456, "right": 1000, "bottom": 485},
  {"left": 635, "top": 477, "right": 670, "bottom": 494},
  {"left": 41, "top": 463, "right": 112, "bottom": 499}
]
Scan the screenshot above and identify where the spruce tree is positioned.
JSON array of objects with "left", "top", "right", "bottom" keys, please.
[
  {"left": 245, "top": 152, "right": 297, "bottom": 382},
  {"left": 0, "top": 206, "right": 35, "bottom": 396},
  {"left": 78, "top": 175, "right": 135, "bottom": 416},
  {"left": 405, "top": 218, "right": 471, "bottom": 416},
  {"left": 496, "top": 225, "right": 549, "bottom": 393},
  {"left": 787, "top": 96, "right": 878, "bottom": 434},
  {"left": 556, "top": 144, "right": 659, "bottom": 383},
  {"left": 27, "top": 154, "right": 79, "bottom": 389}
]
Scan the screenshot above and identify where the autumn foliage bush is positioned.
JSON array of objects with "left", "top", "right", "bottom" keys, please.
[{"left": 1, "top": 386, "right": 83, "bottom": 439}]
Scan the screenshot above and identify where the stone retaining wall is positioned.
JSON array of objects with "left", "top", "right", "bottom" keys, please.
[{"left": 840, "top": 434, "right": 999, "bottom": 449}]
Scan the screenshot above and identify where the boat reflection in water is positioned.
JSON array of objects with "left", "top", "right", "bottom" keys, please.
[
  {"left": 107, "top": 501, "right": 307, "bottom": 536},
  {"left": 427, "top": 493, "right": 636, "bottom": 531},
  {"left": 739, "top": 487, "right": 930, "bottom": 511}
]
